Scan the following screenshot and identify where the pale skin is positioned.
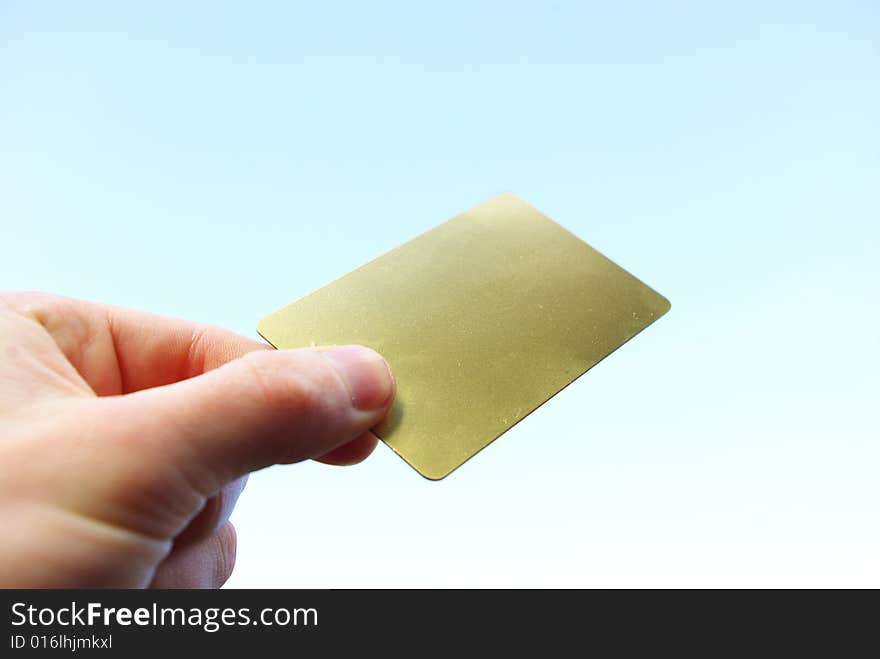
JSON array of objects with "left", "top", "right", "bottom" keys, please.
[{"left": 0, "top": 292, "right": 396, "bottom": 588}]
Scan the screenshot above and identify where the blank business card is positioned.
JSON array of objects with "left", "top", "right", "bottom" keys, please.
[{"left": 258, "top": 193, "right": 670, "bottom": 479}]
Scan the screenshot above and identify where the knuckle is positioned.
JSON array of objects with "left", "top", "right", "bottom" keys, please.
[
  {"left": 237, "top": 349, "right": 343, "bottom": 418},
  {"left": 0, "top": 291, "right": 58, "bottom": 317}
]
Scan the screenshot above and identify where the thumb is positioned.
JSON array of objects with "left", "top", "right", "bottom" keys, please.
[{"left": 114, "top": 345, "right": 395, "bottom": 494}]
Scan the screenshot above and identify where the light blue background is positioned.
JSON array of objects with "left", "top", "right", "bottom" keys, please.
[{"left": 2, "top": 2, "right": 877, "bottom": 586}]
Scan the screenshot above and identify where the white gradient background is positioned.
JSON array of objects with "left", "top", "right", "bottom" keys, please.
[{"left": 1, "top": 2, "right": 877, "bottom": 587}]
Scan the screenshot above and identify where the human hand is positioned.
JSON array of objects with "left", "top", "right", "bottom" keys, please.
[{"left": 0, "top": 292, "right": 395, "bottom": 588}]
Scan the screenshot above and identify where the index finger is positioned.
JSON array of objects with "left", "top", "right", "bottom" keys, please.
[{"left": 1, "top": 291, "right": 268, "bottom": 395}]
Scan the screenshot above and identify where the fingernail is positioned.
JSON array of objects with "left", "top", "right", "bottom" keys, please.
[{"left": 321, "top": 345, "right": 394, "bottom": 410}]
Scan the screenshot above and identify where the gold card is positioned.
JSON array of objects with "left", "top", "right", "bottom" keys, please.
[{"left": 258, "top": 194, "right": 669, "bottom": 480}]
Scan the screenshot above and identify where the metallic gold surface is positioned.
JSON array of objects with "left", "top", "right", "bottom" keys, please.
[{"left": 257, "top": 194, "right": 670, "bottom": 479}]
